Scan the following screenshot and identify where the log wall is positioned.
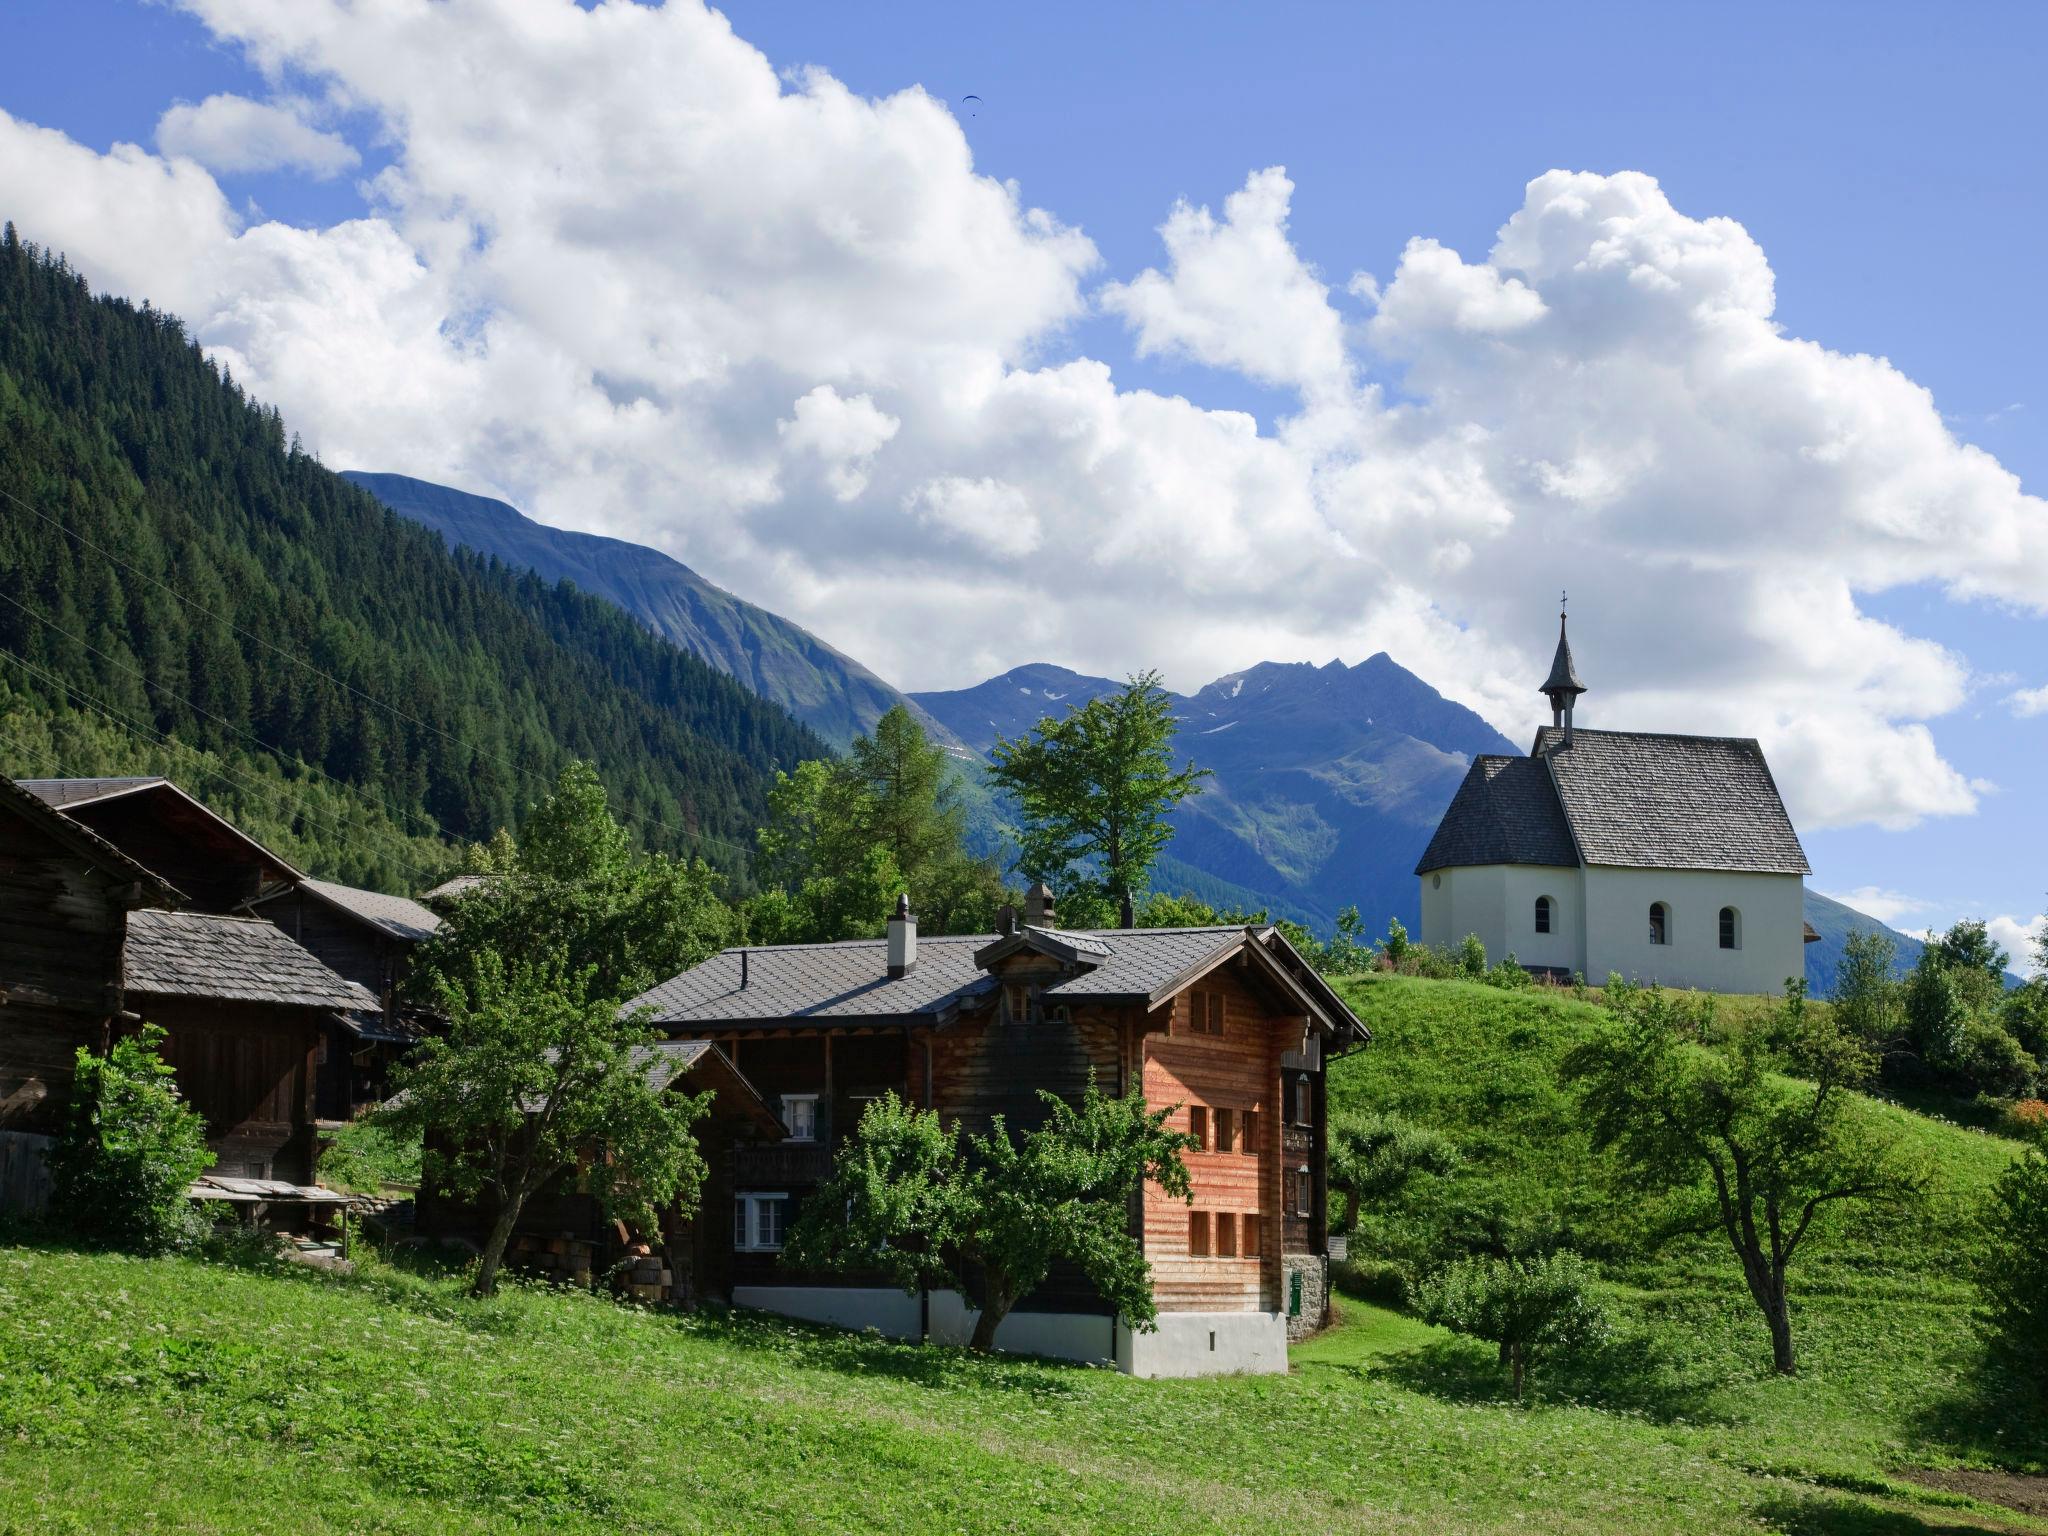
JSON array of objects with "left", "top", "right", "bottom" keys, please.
[
  {"left": 0, "top": 806, "right": 127, "bottom": 1134},
  {"left": 1141, "top": 965, "right": 1282, "bottom": 1314},
  {"left": 140, "top": 998, "right": 319, "bottom": 1181}
]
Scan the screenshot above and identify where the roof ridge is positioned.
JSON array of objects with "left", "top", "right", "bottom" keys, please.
[{"left": 1538, "top": 725, "right": 1764, "bottom": 748}]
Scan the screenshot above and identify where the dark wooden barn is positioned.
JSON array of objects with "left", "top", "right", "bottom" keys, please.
[
  {"left": 0, "top": 774, "right": 182, "bottom": 1210},
  {"left": 122, "top": 909, "right": 380, "bottom": 1181},
  {"left": 253, "top": 877, "right": 441, "bottom": 1119}
]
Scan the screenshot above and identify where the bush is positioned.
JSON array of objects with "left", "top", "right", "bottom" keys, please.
[
  {"left": 1485, "top": 954, "right": 1534, "bottom": 991},
  {"left": 2002, "top": 1099, "right": 2048, "bottom": 1145},
  {"left": 1964, "top": 1022, "right": 2038, "bottom": 1100},
  {"left": 320, "top": 1116, "right": 423, "bottom": 1194},
  {"left": 1976, "top": 1151, "right": 2048, "bottom": 1396},
  {"left": 1413, "top": 1250, "right": 1607, "bottom": 1400},
  {"left": 46, "top": 1025, "right": 214, "bottom": 1252}
]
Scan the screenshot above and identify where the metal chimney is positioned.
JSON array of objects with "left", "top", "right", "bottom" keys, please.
[{"left": 887, "top": 892, "right": 918, "bottom": 978}]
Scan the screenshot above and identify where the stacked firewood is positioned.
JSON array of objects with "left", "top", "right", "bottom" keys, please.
[
  {"left": 618, "top": 1237, "right": 671, "bottom": 1303},
  {"left": 508, "top": 1232, "right": 596, "bottom": 1286}
]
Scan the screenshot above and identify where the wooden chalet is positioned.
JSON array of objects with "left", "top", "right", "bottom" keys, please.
[
  {"left": 122, "top": 908, "right": 378, "bottom": 1181},
  {"left": 0, "top": 774, "right": 182, "bottom": 1210},
  {"left": 622, "top": 885, "right": 1368, "bottom": 1377},
  {"left": 416, "top": 1041, "right": 784, "bottom": 1300},
  {"left": 252, "top": 877, "right": 442, "bottom": 1118},
  {"left": 10, "top": 777, "right": 393, "bottom": 1186}
]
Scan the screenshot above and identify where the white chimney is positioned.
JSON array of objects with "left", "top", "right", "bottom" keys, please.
[{"left": 887, "top": 892, "right": 917, "bottom": 977}]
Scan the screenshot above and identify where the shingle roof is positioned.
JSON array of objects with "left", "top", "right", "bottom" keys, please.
[
  {"left": 1415, "top": 755, "right": 1579, "bottom": 875},
  {"left": 20, "top": 777, "right": 304, "bottom": 884},
  {"left": 125, "top": 909, "right": 381, "bottom": 1011},
  {"left": 1534, "top": 727, "right": 1810, "bottom": 875},
  {"left": 0, "top": 774, "right": 183, "bottom": 905},
  {"left": 301, "top": 877, "right": 442, "bottom": 943},
  {"left": 633, "top": 926, "right": 1293, "bottom": 1027},
  {"left": 15, "top": 776, "right": 166, "bottom": 809}
]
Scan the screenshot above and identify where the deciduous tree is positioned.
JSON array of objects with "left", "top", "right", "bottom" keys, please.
[
  {"left": 1328, "top": 1111, "right": 1459, "bottom": 1233},
  {"left": 1562, "top": 982, "right": 1924, "bottom": 1375},
  {"left": 1977, "top": 1151, "right": 2048, "bottom": 1397},
  {"left": 1414, "top": 1251, "right": 1607, "bottom": 1401},
  {"left": 389, "top": 953, "right": 708, "bottom": 1297},
  {"left": 986, "top": 671, "right": 1209, "bottom": 926},
  {"left": 786, "top": 1079, "right": 1194, "bottom": 1351}
]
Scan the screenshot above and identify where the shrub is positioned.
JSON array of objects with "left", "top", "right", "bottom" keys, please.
[
  {"left": 320, "top": 1116, "right": 423, "bottom": 1194},
  {"left": 1963, "top": 1022, "right": 2038, "bottom": 1101},
  {"left": 1485, "top": 954, "right": 1534, "bottom": 991},
  {"left": 1381, "top": 916, "right": 1410, "bottom": 966},
  {"left": 2002, "top": 1099, "right": 2048, "bottom": 1145},
  {"left": 1413, "top": 1250, "right": 1607, "bottom": 1400},
  {"left": 1976, "top": 1151, "right": 2048, "bottom": 1396},
  {"left": 1457, "top": 933, "right": 1488, "bottom": 979},
  {"left": 47, "top": 1024, "right": 214, "bottom": 1252}
]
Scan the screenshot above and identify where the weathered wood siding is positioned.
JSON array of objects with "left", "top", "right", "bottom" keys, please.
[
  {"left": 1141, "top": 966, "right": 1281, "bottom": 1314},
  {"left": 929, "top": 992, "right": 1123, "bottom": 1139},
  {"left": 140, "top": 998, "right": 319, "bottom": 1181},
  {"left": 61, "top": 796, "right": 268, "bottom": 914},
  {"left": 0, "top": 804, "right": 126, "bottom": 1134}
]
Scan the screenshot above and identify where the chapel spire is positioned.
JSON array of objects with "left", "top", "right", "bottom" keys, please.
[{"left": 1541, "top": 594, "right": 1586, "bottom": 742}]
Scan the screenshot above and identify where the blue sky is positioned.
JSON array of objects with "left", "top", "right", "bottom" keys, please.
[{"left": 0, "top": 0, "right": 2042, "bottom": 959}]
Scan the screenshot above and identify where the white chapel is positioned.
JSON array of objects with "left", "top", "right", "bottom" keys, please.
[{"left": 1415, "top": 613, "right": 1813, "bottom": 994}]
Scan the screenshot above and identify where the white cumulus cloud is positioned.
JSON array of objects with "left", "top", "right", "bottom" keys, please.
[
  {"left": 157, "top": 93, "right": 360, "bottom": 179},
  {"left": 1988, "top": 914, "right": 2046, "bottom": 978},
  {"left": 2008, "top": 684, "right": 2048, "bottom": 718},
  {"left": 0, "top": 3, "right": 2042, "bottom": 841},
  {"left": 1817, "top": 886, "right": 1932, "bottom": 927}
]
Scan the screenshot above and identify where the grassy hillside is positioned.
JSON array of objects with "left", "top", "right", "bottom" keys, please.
[{"left": 3, "top": 976, "right": 2043, "bottom": 1535}]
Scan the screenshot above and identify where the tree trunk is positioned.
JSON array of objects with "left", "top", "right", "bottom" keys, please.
[
  {"left": 969, "top": 1283, "right": 1013, "bottom": 1352},
  {"left": 1510, "top": 1342, "right": 1525, "bottom": 1401},
  {"left": 1764, "top": 1281, "right": 1796, "bottom": 1376},
  {"left": 472, "top": 1191, "right": 526, "bottom": 1298}
]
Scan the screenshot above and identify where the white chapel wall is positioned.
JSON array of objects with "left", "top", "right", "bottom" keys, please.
[
  {"left": 1581, "top": 867, "right": 1804, "bottom": 996},
  {"left": 1420, "top": 864, "right": 1582, "bottom": 974}
]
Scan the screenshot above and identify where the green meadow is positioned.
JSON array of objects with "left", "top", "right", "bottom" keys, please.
[{"left": 2, "top": 975, "right": 2041, "bottom": 1535}]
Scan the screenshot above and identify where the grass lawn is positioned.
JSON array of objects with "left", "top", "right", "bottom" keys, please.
[{"left": 1, "top": 976, "right": 2041, "bottom": 1534}]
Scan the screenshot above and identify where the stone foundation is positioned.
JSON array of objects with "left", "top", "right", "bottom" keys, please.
[{"left": 1282, "top": 1255, "right": 1328, "bottom": 1340}]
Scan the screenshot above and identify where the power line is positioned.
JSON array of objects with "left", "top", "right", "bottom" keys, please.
[
  {"left": 0, "top": 644, "right": 449, "bottom": 890},
  {"left": 0, "top": 586, "right": 449, "bottom": 844},
  {"left": 0, "top": 481, "right": 773, "bottom": 864}
]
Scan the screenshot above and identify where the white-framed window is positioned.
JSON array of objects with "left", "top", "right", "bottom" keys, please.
[
  {"left": 1534, "top": 895, "right": 1554, "bottom": 935},
  {"left": 1719, "top": 906, "right": 1741, "bottom": 951},
  {"left": 733, "top": 1192, "right": 789, "bottom": 1252},
  {"left": 1649, "top": 902, "right": 1670, "bottom": 946},
  {"left": 1294, "top": 1167, "right": 1313, "bottom": 1217},
  {"left": 780, "top": 1094, "right": 818, "bottom": 1142},
  {"left": 1293, "top": 1075, "right": 1311, "bottom": 1126}
]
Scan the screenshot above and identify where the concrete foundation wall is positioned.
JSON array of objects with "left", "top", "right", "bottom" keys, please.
[
  {"left": 1115, "top": 1310, "right": 1290, "bottom": 1377},
  {"left": 731, "top": 1285, "right": 922, "bottom": 1340},
  {"left": 926, "top": 1291, "right": 1116, "bottom": 1364},
  {"left": 732, "top": 1284, "right": 1287, "bottom": 1376}
]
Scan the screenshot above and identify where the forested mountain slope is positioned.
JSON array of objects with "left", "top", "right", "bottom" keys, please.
[
  {"left": 343, "top": 470, "right": 953, "bottom": 750},
  {"left": 0, "top": 228, "right": 826, "bottom": 887}
]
